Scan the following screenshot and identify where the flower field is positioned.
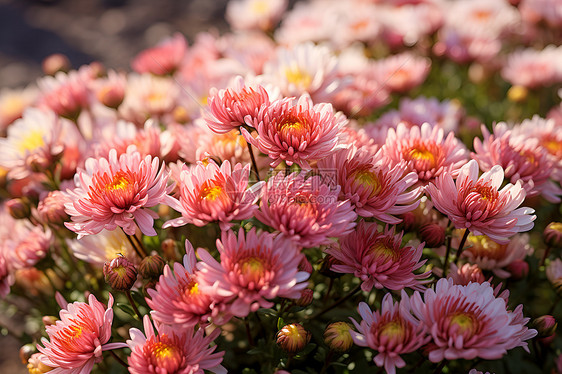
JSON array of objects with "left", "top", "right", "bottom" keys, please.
[{"left": 1, "top": 0, "right": 561, "bottom": 373}]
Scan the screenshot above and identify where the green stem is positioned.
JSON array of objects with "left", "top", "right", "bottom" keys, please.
[
  {"left": 125, "top": 290, "right": 142, "bottom": 320},
  {"left": 244, "top": 317, "right": 255, "bottom": 346},
  {"left": 308, "top": 284, "right": 362, "bottom": 320},
  {"left": 540, "top": 245, "right": 552, "bottom": 267},
  {"left": 453, "top": 229, "right": 470, "bottom": 265},
  {"left": 126, "top": 234, "right": 147, "bottom": 259},
  {"left": 109, "top": 350, "right": 128, "bottom": 368}
]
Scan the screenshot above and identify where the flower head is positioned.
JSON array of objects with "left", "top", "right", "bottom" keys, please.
[
  {"left": 132, "top": 33, "right": 187, "bottom": 75},
  {"left": 256, "top": 171, "right": 356, "bottom": 248},
  {"left": 66, "top": 228, "right": 140, "bottom": 266},
  {"left": 65, "top": 148, "right": 174, "bottom": 238},
  {"left": 197, "top": 228, "right": 309, "bottom": 317},
  {"left": 350, "top": 294, "right": 429, "bottom": 374},
  {"left": 426, "top": 159, "right": 536, "bottom": 244},
  {"left": 37, "top": 293, "right": 127, "bottom": 373},
  {"left": 276, "top": 323, "right": 311, "bottom": 354},
  {"left": 127, "top": 315, "right": 226, "bottom": 374},
  {"left": 410, "top": 278, "right": 537, "bottom": 362},
  {"left": 326, "top": 220, "right": 430, "bottom": 292}
]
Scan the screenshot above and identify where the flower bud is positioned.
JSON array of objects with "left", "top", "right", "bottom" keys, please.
[
  {"left": 401, "top": 212, "right": 416, "bottom": 232},
  {"left": 138, "top": 254, "right": 166, "bottom": 280},
  {"left": 103, "top": 256, "right": 138, "bottom": 291},
  {"left": 37, "top": 190, "right": 69, "bottom": 225},
  {"left": 27, "top": 353, "right": 54, "bottom": 374},
  {"left": 324, "top": 322, "right": 353, "bottom": 353},
  {"left": 319, "top": 254, "right": 342, "bottom": 279},
  {"left": 419, "top": 223, "right": 446, "bottom": 248},
  {"left": 294, "top": 288, "right": 314, "bottom": 307},
  {"left": 298, "top": 257, "right": 313, "bottom": 274},
  {"left": 19, "top": 344, "right": 36, "bottom": 364},
  {"left": 276, "top": 323, "right": 311, "bottom": 354},
  {"left": 42, "top": 316, "right": 58, "bottom": 327},
  {"left": 6, "top": 198, "right": 31, "bottom": 219},
  {"left": 532, "top": 315, "right": 557, "bottom": 339},
  {"left": 161, "top": 239, "right": 180, "bottom": 262},
  {"left": 506, "top": 259, "right": 529, "bottom": 280},
  {"left": 42, "top": 53, "right": 70, "bottom": 76},
  {"left": 97, "top": 85, "right": 124, "bottom": 109},
  {"left": 544, "top": 222, "right": 562, "bottom": 248},
  {"left": 142, "top": 279, "right": 158, "bottom": 297}
]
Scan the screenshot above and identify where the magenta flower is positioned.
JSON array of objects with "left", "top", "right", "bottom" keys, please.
[
  {"left": 65, "top": 148, "right": 175, "bottom": 238},
  {"left": 326, "top": 220, "right": 430, "bottom": 292},
  {"left": 350, "top": 293, "right": 430, "bottom": 374},
  {"left": 146, "top": 240, "right": 229, "bottom": 329},
  {"left": 382, "top": 123, "right": 469, "bottom": 186},
  {"left": 127, "top": 315, "right": 226, "bottom": 374},
  {"left": 242, "top": 94, "right": 346, "bottom": 168},
  {"left": 409, "top": 278, "right": 537, "bottom": 362},
  {"left": 317, "top": 146, "right": 422, "bottom": 224},
  {"left": 426, "top": 159, "right": 536, "bottom": 244},
  {"left": 37, "top": 293, "right": 127, "bottom": 373},
  {"left": 205, "top": 76, "right": 270, "bottom": 134},
  {"left": 163, "top": 160, "right": 263, "bottom": 230},
  {"left": 197, "top": 228, "right": 309, "bottom": 317},
  {"left": 256, "top": 171, "right": 357, "bottom": 248}
]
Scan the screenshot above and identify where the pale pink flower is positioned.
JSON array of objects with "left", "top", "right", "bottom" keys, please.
[
  {"left": 91, "top": 70, "right": 126, "bottom": 109},
  {"left": 226, "top": 0, "right": 287, "bottom": 31},
  {"left": 0, "top": 85, "right": 38, "bottom": 131},
  {"left": 520, "top": 0, "right": 562, "bottom": 28},
  {"left": 317, "top": 146, "right": 422, "bottom": 224},
  {"left": 4, "top": 224, "right": 52, "bottom": 270},
  {"left": 204, "top": 76, "right": 270, "bottom": 134},
  {"left": 92, "top": 119, "right": 163, "bottom": 159},
  {"left": 218, "top": 32, "right": 276, "bottom": 75},
  {"left": 410, "top": 278, "right": 537, "bottom": 362},
  {"left": 38, "top": 70, "right": 91, "bottom": 119},
  {"left": 197, "top": 228, "right": 309, "bottom": 317},
  {"left": 546, "top": 258, "right": 562, "bottom": 284},
  {"left": 37, "top": 293, "right": 127, "bottom": 373},
  {"left": 501, "top": 46, "right": 562, "bottom": 89},
  {"left": 426, "top": 159, "right": 536, "bottom": 244},
  {"left": 37, "top": 190, "right": 69, "bottom": 225},
  {"left": 373, "top": 52, "right": 431, "bottom": 93},
  {"left": 256, "top": 171, "right": 357, "bottom": 248},
  {"left": 447, "top": 263, "right": 486, "bottom": 286},
  {"left": 147, "top": 241, "right": 229, "bottom": 329},
  {"left": 127, "top": 315, "right": 226, "bottom": 374},
  {"left": 274, "top": 2, "right": 333, "bottom": 46},
  {"left": 65, "top": 148, "right": 175, "bottom": 238},
  {"left": 350, "top": 293, "right": 430, "bottom": 374},
  {"left": 473, "top": 123, "right": 562, "bottom": 202},
  {"left": 66, "top": 228, "right": 140, "bottom": 266},
  {"left": 132, "top": 33, "right": 187, "bottom": 75},
  {"left": 242, "top": 94, "right": 346, "bottom": 168},
  {"left": 382, "top": 123, "right": 470, "bottom": 186},
  {"left": 326, "top": 220, "right": 430, "bottom": 292},
  {"left": 163, "top": 160, "right": 263, "bottom": 230}
]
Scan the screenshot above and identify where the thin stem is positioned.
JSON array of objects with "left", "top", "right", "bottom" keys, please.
[
  {"left": 453, "top": 229, "right": 470, "bottom": 265},
  {"left": 433, "top": 360, "right": 446, "bottom": 374},
  {"left": 109, "top": 350, "right": 128, "bottom": 368},
  {"left": 319, "top": 350, "right": 334, "bottom": 374},
  {"left": 125, "top": 290, "right": 142, "bottom": 320},
  {"left": 131, "top": 234, "right": 148, "bottom": 257},
  {"left": 309, "top": 284, "right": 362, "bottom": 320},
  {"left": 247, "top": 142, "right": 261, "bottom": 181},
  {"left": 244, "top": 318, "right": 255, "bottom": 346},
  {"left": 442, "top": 235, "right": 452, "bottom": 277},
  {"left": 540, "top": 245, "right": 552, "bottom": 267},
  {"left": 126, "top": 234, "right": 147, "bottom": 259},
  {"left": 323, "top": 278, "right": 334, "bottom": 302}
]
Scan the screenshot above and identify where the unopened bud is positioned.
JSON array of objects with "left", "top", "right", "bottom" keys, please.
[
  {"left": 103, "top": 256, "right": 138, "bottom": 291},
  {"left": 37, "top": 190, "right": 69, "bottom": 225},
  {"left": 276, "top": 323, "right": 311, "bottom": 354},
  {"left": 298, "top": 257, "right": 313, "bottom": 274},
  {"left": 27, "top": 353, "right": 54, "bottom": 374},
  {"left": 319, "top": 254, "right": 342, "bottom": 279},
  {"left": 419, "top": 223, "right": 446, "bottom": 248},
  {"left": 506, "top": 259, "right": 529, "bottom": 280},
  {"left": 533, "top": 315, "right": 557, "bottom": 339},
  {"left": 97, "top": 85, "right": 124, "bottom": 109},
  {"left": 294, "top": 289, "right": 314, "bottom": 307},
  {"left": 42, "top": 54, "right": 70, "bottom": 76},
  {"left": 19, "top": 344, "right": 36, "bottom": 364},
  {"left": 42, "top": 315, "right": 58, "bottom": 327},
  {"left": 544, "top": 222, "right": 562, "bottom": 248},
  {"left": 6, "top": 198, "right": 31, "bottom": 219},
  {"left": 401, "top": 212, "right": 416, "bottom": 232},
  {"left": 138, "top": 255, "right": 166, "bottom": 280},
  {"left": 324, "top": 322, "right": 353, "bottom": 353}
]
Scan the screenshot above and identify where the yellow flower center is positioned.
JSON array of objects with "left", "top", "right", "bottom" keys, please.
[
  {"left": 467, "top": 233, "right": 506, "bottom": 260},
  {"left": 284, "top": 68, "right": 312, "bottom": 89},
  {"left": 240, "top": 256, "right": 266, "bottom": 283},
  {"left": 352, "top": 169, "right": 382, "bottom": 196},
  {"left": 107, "top": 172, "right": 130, "bottom": 192},
  {"left": 152, "top": 341, "right": 177, "bottom": 359},
  {"left": 199, "top": 181, "right": 224, "bottom": 201},
  {"left": 251, "top": 0, "right": 269, "bottom": 14},
  {"left": 379, "top": 321, "right": 404, "bottom": 340},
  {"left": 369, "top": 240, "right": 398, "bottom": 263},
  {"left": 150, "top": 337, "right": 182, "bottom": 372},
  {"left": 542, "top": 136, "right": 561, "bottom": 156},
  {"left": 449, "top": 312, "right": 476, "bottom": 337},
  {"left": 18, "top": 130, "right": 45, "bottom": 153}
]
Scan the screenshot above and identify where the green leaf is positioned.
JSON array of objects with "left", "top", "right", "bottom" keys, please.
[
  {"left": 277, "top": 317, "right": 285, "bottom": 330},
  {"left": 116, "top": 303, "right": 136, "bottom": 318}
]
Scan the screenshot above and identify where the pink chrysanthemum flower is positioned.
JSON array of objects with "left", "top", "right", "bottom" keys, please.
[
  {"left": 0, "top": 85, "right": 38, "bottom": 131},
  {"left": 38, "top": 70, "right": 90, "bottom": 119},
  {"left": 226, "top": 0, "right": 287, "bottom": 32},
  {"left": 382, "top": 123, "right": 470, "bottom": 186},
  {"left": 197, "top": 228, "right": 309, "bottom": 317},
  {"left": 242, "top": 94, "right": 346, "bottom": 168},
  {"left": 447, "top": 263, "right": 486, "bottom": 286},
  {"left": 146, "top": 240, "right": 229, "bottom": 329},
  {"left": 410, "top": 278, "right": 537, "bottom": 362},
  {"left": 461, "top": 232, "right": 532, "bottom": 278},
  {"left": 256, "top": 171, "right": 356, "bottom": 248},
  {"left": 132, "top": 33, "right": 187, "bottom": 75},
  {"left": 127, "top": 315, "right": 226, "bottom": 374},
  {"left": 426, "top": 159, "right": 536, "bottom": 244},
  {"left": 317, "top": 146, "right": 422, "bottom": 224},
  {"left": 350, "top": 293, "right": 430, "bottom": 374},
  {"left": 473, "top": 123, "right": 562, "bottom": 202},
  {"left": 37, "top": 293, "right": 127, "bottom": 373},
  {"left": 66, "top": 228, "right": 140, "bottom": 266},
  {"left": 373, "top": 52, "right": 431, "bottom": 93},
  {"left": 65, "top": 147, "right": 175, "bottom": 238},
  {"left": 326, "top": 220, "right": 430, "bottom": 292},
  {"left": 163, "top": 160, "right": 263, "bottom": 230},
  {"left": 205, "top": 76, "right": 270, "bottom": 134},
  {"left": 501, "top": 46, "right": 562, "bottom": 89},
  {"left": 4, "top": 223, "right": 52, "bottom": 270}
]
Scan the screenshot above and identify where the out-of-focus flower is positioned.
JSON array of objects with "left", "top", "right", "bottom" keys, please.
[
  {"left": 544, "top": 222, "right": 562, "bottom": 248},
  {"left": 92, "top": 120, "right": 163, "bottom": 160},
  {"left": 242, "top": 94, "right": 346, "bottom": 168},
  {"left": 447, "top": 263, "right": 486, "bottom": 285},
  {"left": 164, "top": 160, "right": 262, "bottom": 230},
  {"left": 37, "top": 293, "right": 127, "bottom": 373},
  {"left": 426, "top": 160, "right": 536, "bottom": 244},
  {"left": 373, "top": 52, "right": 431, "bottom": 93},
  {"left": 276, "top": 323, "right": 311, "bottom": 354},
  {"left": 419, "top": 223, "right": 446, "bottom": 248},
  {"left": 197, "top": 228, "right": 309, "bottom": 317},
  {"left": 42, "top": 53, "right": 71, "bottom": 75},
  {"left": 65, "top": 148, "right": 174, "bottom": 238},
  {"left": 546, "top": 258, "right": 562, "bottom": 289},
  {"left": 326, "top": 220, "right": 430, "bottom": 292},
  {"left": 226, "top": 0, "right": 287, "bottom": 32},
  {"left": 127, "top": 315, "right": 226, "bottom": 374},
  {"left": 520, "top": 0, "right": 562, "bottom": 28},
  {"left": 5, "top": 224, "right": 52, "bottom": 270},
  {"left": 66, "top": 228, "right": 140, "bottom": 266},
  {"left": 26, "top": 353, "right": 53, "bottom": 374},
  {"left": 205, "top": 76, "right": 270, "bottom": 134},
  {"left": 0, "top": 85, "right": 38, "bottom": 131},
  {"left": 317, "top": 146, "right": 421, "bottom": 224},
  {"left": 350, "top": 294, "right": 429, "bottom": 374},
  {"left": 132, "top": 33, "right": 187, "bottom": 75},
  {"left": 93, "top": 70, "right": 126, "bottom": 109},
  {"left": 37, "top": 190, "right": 69, "bottom": 225},
  {"left": 473, "top": 123, "right": 562, "bottom": 202},
  {"left": 37, "top": 70, "right": 90, "bottom": 120},
  {"left": 256, "top": 171, "right": 356, "bottom": 248},
  {"left": 506, "top": 259, "right": 529, "bottom": 280},
  {"left": 410, "top": 278, "right": 537, "bottom": 362},
  {"left": 502, "top": 46, "right": 562, "bottom": 89},
  {"left": 324, "top": 322, "right": 353, "bottom": 353},
  {"left": 295, "top": 288, "right": 314, "bottom": 307},
  {"left": 103, "top": 255, "right": 138, "bottom": 291},
  {"left": 382, "top": 123, "right": 469, "bottom": 186}
]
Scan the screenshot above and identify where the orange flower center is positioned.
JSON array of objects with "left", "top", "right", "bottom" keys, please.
[
  {"left": 351, "top": 168, "right": 382, "bottom": 196},
  {"left": 199, "top": 180, "right": 224, "bottom": 201},
  {"left": 240, "top": 256, "right": 266, "bottom": 284},
  {"left": 284, "top": 68, "right": 312, "bottom": 89},
  {"left": 369, "top": 239, "right": 398, "bottom": 263},
  {"left": 466, "top": 234, "right": 506, "bottom": 260},
  {"left": 448, "top": 312, "right": 477, "bottom": 338},
  {"left": 279, "top": 119, "right": 308, "bottom": 140},
  {"left": 149, "top": 336, "right": 182, "bottom": 372},
  {"left": 107, "top": 172, "right": 131, "bottom": 192}
]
